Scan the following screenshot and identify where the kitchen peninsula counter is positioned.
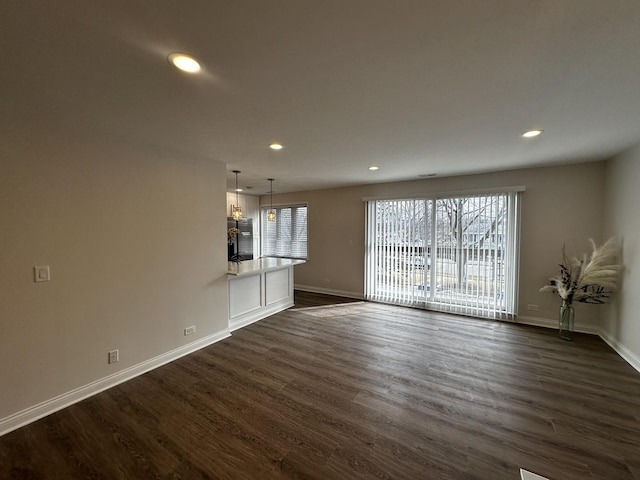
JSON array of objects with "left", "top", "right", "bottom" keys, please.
[
  {"left": 227, "top": 257, "right": 305, "bottom": 276},
  {"left": 227, "top": 257, "right": 305, "bottom": 331}
]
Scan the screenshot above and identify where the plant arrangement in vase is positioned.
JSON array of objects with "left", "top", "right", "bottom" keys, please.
[
  {"left": 540, "top": 238, "right": 621, "bottom": 340},
  {"left": 227, "top": 227, "right": 240, "bottom": 243},
  {"left": 227, "top": 227, "right": 241, "bottom": 262}
]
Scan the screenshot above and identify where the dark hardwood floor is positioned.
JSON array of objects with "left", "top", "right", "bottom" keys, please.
[
  {"left": 2, "top": 294, "right": 640, "bottom": 479},
  {"left": 293, "top": 290, "right": 362, "bottom": 309}
]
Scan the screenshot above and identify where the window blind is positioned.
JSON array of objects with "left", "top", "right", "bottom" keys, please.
[
  {"left": 365, "top": 192, "right": 520, "bottom": 320},
  {"left": 262, "top": 205, "right": 308, "bottom": 259}
]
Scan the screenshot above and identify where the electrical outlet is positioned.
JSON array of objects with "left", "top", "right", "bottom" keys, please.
[
  {"left": 34, "top": 265, "right": 50, "bottom": 282},
  {"left": 184, "top": 326, "right": 196, "bottom": 336},
  {"left": 527, "top": 304, "right": 539, "bottom": 311},
  {"left": 108, "top": 349, "right": 119, "bottom": 364}
]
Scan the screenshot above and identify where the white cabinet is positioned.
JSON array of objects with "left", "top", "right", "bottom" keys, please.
[
  {"left": 227, "top": 258, "right": 305, "bottom": 331},
  {"left": 229, "top": 273, "right": 262, "bottom": 319}
]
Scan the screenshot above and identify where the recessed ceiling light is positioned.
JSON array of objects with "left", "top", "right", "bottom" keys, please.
[
  {"left": 522, "top": 129, "right": 543, "bottom": 138},
  {"left": 369, "top": 166, "right": 379, "bottom": 171},
  {"left": 269, "top": 143, "right": 284, "bottom": 150},
  {"left": 167, "top": 52, "right": 203, "bottom": 73}
]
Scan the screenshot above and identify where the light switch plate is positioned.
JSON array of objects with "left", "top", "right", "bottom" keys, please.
[{"left": 34, "top": 266, "right": 50, "bottom": 282}]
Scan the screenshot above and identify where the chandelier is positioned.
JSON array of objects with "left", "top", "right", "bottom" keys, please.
[
  {"left": 231, "top": 170, "right": 242, "bottom": 221},
  {"left": 267, "top": 178, "right": 276, "bottom": 222}
]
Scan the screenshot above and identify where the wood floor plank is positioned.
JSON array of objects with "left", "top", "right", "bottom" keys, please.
[{"left": 2, "top": 294, "right": 640, "bottom": 479}]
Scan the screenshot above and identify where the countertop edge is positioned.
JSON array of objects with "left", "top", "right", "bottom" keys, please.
[{"left": 227, "top": 258, "right": 306, "bottom": 276}]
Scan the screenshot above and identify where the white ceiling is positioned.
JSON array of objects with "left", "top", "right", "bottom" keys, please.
[{"left": 4, "top": 1, "right": 640, "bottom": 195}]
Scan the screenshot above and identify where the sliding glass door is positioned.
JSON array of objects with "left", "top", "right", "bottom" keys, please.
[{"left": 365, "top": 191, "right": 520, "bottom": 320}]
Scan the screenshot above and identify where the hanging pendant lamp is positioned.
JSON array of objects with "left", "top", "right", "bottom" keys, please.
[
  {"left": 267, "top": 178, "right": 276, "bottom": 222},
  {"left": 232, "top": 170, "right": 243, "bottom": 221}
]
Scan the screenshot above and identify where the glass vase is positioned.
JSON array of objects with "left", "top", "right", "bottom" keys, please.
[{"left": 559, "top": 300, "right": 574, "bottom": 340}]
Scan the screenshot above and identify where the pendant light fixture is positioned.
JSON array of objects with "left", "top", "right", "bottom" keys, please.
[
  {"left": 267, "top": 178, "right": 276, "bottom": 222},
  {"left": 232, "top": 170, "right": 243, "bottom": 221}
]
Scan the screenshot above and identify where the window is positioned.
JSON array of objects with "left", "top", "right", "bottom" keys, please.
[
  {"left": 365, "top": 190, "right": 521, "bottom": 320},
  {"left": 261, "top": 204, "right": 308, "bottom": 259}
]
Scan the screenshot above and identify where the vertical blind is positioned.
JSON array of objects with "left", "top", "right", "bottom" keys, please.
[
  {"left": 262, "top": 205, "right": 308, "bottom": 259},
  {"left": 365, "top": 191, "right": 521, "bottom": 320}
]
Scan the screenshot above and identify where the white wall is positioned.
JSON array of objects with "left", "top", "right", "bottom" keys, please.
[
  {"left": 602, "top": 147, "right": 640, "bottom": 368},
  {"left": 0, "top": 128, "right": 229, "bottom": 427},
  {"left": 266, "top": 162, "right": 607, "bottom": 329}
]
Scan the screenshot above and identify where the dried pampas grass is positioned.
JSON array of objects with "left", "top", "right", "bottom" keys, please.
[{"left": 540, "top": 238, "right": 622, "bottom": 304}]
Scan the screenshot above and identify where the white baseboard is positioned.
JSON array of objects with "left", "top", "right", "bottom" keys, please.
[
  {"left": 0, "top": 329, "right": 231, "bottom": 437},
  {"left": 598, "top": 329, "right": 640, "bottom": 374},
  {"left": 229, "top": 298, "right": 293, "bottom": 332},
  {"left": 516, "top": 315, "right": 557, "bottom": 330},
  {"left": 4, "top": 306, "right": 639, "bottom": 438},
  {"left": 516, "top": 315, "right": 602, "bottom": 335},
  {"left": 518, "top": 315, "right": 640, "bottom": 375},
  {"left": 294, "top": 284, "right": 364, "bottom": 300}
]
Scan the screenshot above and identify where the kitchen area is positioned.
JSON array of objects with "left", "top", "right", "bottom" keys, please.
[{"left": 225, "top": 190, "right": 305, "bottom": 331}]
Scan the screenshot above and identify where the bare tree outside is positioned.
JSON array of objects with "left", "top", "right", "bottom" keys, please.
[{"left": 436, "top": 196, "right": 506, "bottom": 291}]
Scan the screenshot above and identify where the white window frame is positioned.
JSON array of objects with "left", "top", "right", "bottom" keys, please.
[{"left": 364, "top": 188, "right": 523, "bottom": 320}]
